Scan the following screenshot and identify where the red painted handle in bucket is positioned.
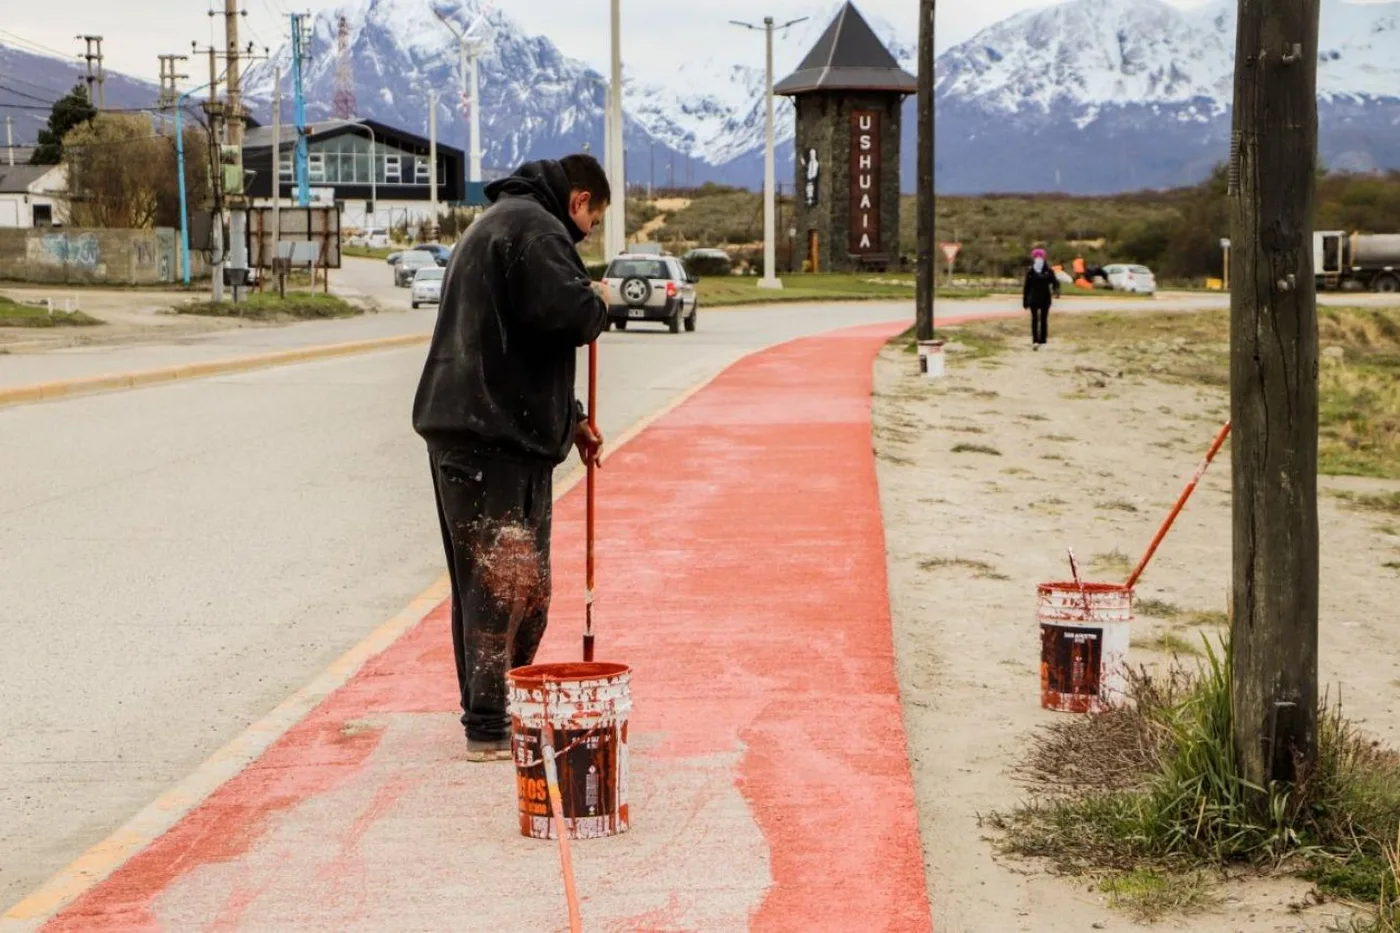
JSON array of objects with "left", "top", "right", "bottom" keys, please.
[
  {"left": 1125, "top": 420, "right": 1231, "bottom": 590},
  {"left": 584, "top": 340, "right": 598, "bottom": 662},
  {"left": 541, "top": 688, "right": 583, "bottom": 933}
]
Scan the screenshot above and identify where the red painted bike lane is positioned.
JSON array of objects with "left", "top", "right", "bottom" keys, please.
[{"left": 43, "top": 321, "right": 932, "bottom": 932}]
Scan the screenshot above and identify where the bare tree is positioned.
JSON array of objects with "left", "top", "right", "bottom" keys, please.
[{"left": 63, "top": 114, "right": 210, "bottom": 230}]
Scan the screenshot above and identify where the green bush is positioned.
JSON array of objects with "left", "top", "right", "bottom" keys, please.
[{"left": 991, "top": 634, "right": 1400, "bottom": 927}]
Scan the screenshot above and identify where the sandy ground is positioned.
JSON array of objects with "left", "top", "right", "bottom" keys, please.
[
  {"left": 0, "top": 264, "right": 382, "bottom": 352},
  {"left": 873, "top": 331, "right": 1400, "bottom": 931},
  {"left": 0, "top": 286, "right": 245, "bottom": 351}
]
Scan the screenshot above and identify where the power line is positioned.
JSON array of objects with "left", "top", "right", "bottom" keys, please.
[
  {"left": 0, "top": 72, "right": 74, "bottom": 98},
  {"left": 0, "top": 28, "right": 71, "bottom": 60},
  {"left": 0, "top": 83, "right": 56, "bottom": 104}
]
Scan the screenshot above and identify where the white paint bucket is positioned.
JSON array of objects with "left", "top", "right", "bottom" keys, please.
[
  {"left": 917, "top": 340, "right": 946, "bottom": 379},
  {"left": 508, "top": 661, "right": 632, "bottom": 840},
  {"left": 1037, "top": 582, "right": 1133, "bottom": 713}
]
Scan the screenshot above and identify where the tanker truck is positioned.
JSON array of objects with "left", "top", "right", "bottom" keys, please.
[{"left": 1315, "top": 231, "right": 1400, "bottom": 293}]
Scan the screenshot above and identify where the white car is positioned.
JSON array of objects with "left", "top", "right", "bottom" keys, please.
[
  {"left": 348, "top": 227, "right": 391, "bottom": 249},
  {"left": 411, "top": 266, "right": 445, "bottom": 308},
  {"left": 1104, "top": 263, "right": 1157, "bottom": 295}
]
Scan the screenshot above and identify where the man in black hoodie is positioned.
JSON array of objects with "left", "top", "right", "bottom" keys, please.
[{"left": 412, "top": 155, "right": 610, "bottom": 761}]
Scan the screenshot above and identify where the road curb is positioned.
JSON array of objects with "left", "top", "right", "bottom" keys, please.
[{"left": 0, "top": 332, "right": 431, "bottom": 410}]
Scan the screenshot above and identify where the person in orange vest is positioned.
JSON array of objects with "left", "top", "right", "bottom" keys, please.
[{"left": 1073, "top": 255, "right": 1090, "bottom": 289}]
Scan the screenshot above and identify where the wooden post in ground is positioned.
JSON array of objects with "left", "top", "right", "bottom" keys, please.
[
  {"left": 1228, "top": 0, "right": 1322, "bottom": 790},
  {"left": 914, "top": 0, "right": 934, "bottom": 341}
]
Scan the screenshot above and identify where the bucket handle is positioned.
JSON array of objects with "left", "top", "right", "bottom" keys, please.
[
  {"left": 515, "top": 676, "right": 605, "bottom": 767},
  {"left": 516, "top": 724, "right": 604, "bottom": 768}
]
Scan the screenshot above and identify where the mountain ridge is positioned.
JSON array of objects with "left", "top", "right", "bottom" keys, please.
[{"left": 3, "top": 0, "right": 1399, "bottom": 194}]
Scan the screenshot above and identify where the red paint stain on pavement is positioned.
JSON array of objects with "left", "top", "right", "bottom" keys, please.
[
  {"left": 41, "top": 712, "right": 385, "bottom": 933},
  {"left": 535, "top": 322, "right": 934, "bottom": 931},
  {"left": 44, "top": 320, "right": 937, "bottom": 931}
]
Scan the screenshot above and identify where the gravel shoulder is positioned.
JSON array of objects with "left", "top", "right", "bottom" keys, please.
[{"left": 874, "top": 328, "right": 1400, "bottom": 931}]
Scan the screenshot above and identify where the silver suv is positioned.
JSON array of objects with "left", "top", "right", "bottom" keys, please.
[{"left": 602, "top": 254, "right": 698, "bottom": 333}]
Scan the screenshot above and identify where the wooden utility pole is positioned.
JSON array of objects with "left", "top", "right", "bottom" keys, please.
[
  {"left": 915, "top": 0, "right": 935, "bottom": 341},
  {"left": 1228, "top": 0, "right": 1322, "bottom": 790}
]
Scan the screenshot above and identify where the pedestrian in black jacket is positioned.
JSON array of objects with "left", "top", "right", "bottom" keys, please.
[
  {"left": 412, "top": 155, "right": 610, "bottom": 761},
  {"left": 1023, "top": 247, "right": 1060, "bottom": 350}
]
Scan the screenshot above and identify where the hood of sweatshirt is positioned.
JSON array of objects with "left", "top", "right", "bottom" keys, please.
[{"left": 484, "top": 160, "right": 587, "bottom": 243}]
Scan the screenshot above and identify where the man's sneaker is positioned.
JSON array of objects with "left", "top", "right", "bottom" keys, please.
[{"left": 466, "top": 737, "right": 513, "bottom": 762}]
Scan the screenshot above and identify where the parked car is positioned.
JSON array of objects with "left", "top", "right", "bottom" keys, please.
[
  {"left": 1103, "top": 263, "right": 1157, "bottom": 295},
  {"left": 682, "top": 247, "right": 732, "bottom": 278},
  {"left": 601, "top": 253, "right": 698, "bottom": 333},
  {"left": 395, "top": 250, "right": 437, "bottom": 287},
  {"left": 411, "top": 266, "right": 445, "bottom": 308},
  {"left": 411, "top": 243, "right": 452, "bottom": 266},
  {"left": 348, "top": 227, "right": 391, "bottom": 249}
]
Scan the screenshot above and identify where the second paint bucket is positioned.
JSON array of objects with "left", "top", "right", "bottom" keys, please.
[
  {"left": 1037, "top": 582, "right": 1133, "bottom": 713},
  {"left": 508, "top": 661, "right": 632, "bottom": 841},
  {"left": 917, "top": 340, "right": 946, "bottom": 379}
]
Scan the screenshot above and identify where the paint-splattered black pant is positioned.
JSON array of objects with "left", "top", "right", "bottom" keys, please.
[{"left": 429, "top": 448, "right": 553, "bottom": 742}]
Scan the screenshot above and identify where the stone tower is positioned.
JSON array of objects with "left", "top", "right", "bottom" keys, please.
[{"left": 775, "top": 2, "right": 916, "bottom": 274}]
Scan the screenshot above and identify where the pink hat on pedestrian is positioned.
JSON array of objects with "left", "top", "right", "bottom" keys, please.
[{"left": 1031, "top": 248, "right": 1047, "bottom": 259}]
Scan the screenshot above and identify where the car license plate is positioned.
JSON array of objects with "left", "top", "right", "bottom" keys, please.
[{"left": 628, "top": 308, "right": 644, "bottom": 319}]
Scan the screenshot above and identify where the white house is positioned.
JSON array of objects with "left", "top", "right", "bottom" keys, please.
[{"left": 0, "top": 163, "right": 68, "bottom": 228}]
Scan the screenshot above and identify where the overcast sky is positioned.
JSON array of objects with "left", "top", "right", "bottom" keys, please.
[{"left": 1, "top": 0, "right": 1215, "bottom": 91}]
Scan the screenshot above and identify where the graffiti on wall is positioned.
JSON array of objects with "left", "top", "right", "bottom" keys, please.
[
  {"left": 35, "top": 233, "right": 102, "bottom": 269},
  {"left": 133, "top": 238, "right": 155, "bottom": 269}
]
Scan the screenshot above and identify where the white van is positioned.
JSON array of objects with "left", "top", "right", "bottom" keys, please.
[{"left": 350, "top": 227, "right": 391, "bottom": 249}]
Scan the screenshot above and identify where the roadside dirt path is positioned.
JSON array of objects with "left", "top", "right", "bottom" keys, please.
[{"left": 874, "top": 332, "right": 1400, "bottom": 932}]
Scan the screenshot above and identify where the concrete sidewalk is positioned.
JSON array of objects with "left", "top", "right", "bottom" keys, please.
[{"left": 31, "top": 322, "right": 932, "bottom": 932}]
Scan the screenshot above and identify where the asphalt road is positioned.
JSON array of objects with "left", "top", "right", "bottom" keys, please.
[
  {"left": 4, "top": 260, "right": 1397, "bottom": 908},
  {"left": 0, "top": 292, "right": 911, "bottom": 909},
  {"left": 6, "top": 255, "right": 1398, "bottom": 392}
]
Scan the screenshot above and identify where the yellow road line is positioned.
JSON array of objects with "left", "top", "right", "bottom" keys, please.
[
  {"left": 0, "top": 337, "right": 770, "bottom": 930},
  {"left": 0, "top": 333, "right": 432, "bottom": 410}
]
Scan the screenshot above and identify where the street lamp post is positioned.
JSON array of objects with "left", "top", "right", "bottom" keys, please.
[
  {"left": 732, "top": 15, "right": 806, "bottom": 289},
  {"left": 604, "top": 0, "right": 626, "bottom": 260}
]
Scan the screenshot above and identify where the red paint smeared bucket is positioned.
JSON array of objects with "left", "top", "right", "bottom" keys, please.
[
  {"left": 508, "top": 662, "right": 632, "bottom": 841},
  {"left": 1038, "top": 582, "right": 1133, "bottom": 714}
]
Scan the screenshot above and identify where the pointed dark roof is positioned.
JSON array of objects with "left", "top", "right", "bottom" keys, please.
[{"left": 774, "top": 2, "right": 918, "bottom": 96}]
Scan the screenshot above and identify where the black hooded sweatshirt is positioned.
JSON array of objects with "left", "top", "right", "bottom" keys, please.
[
  {"left": 1022, "top": 262, "right": 1060, "bottom": 310},
  {"left": 412, "top": 160, "right": 608, "bottom": 465}
]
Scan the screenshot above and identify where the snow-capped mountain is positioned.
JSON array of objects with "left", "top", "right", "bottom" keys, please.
[
  {"left": 1194, "top": 0, "right": 1400, "bottom": 102},
  {"left": 243, "top": 0, "right": 619, "bottom": 176},
  {"left": 935, "top": 0, "right": 1400, "bottom": 193},
  {"left": 240, "top": 0, "right": 917, "bottom": 190},
  {"left": 6, "top": 0, "right": 1398, "bottom": 194},
  {"left": 626, "top": 2, "right": 916, "bottom": 166}
]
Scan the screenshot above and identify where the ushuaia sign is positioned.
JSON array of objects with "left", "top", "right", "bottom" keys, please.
[{"left": 848, "top": 110, "right": 881, "bottom": 255}]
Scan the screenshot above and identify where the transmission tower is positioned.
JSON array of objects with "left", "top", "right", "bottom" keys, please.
[{"left": 332, "top": 14, "right": 356, "bottom": 120}]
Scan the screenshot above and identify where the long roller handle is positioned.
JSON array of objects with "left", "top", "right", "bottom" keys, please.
[
  {"left": 583, "top": 340, "right": 598, "bottom": 662},
  {"left": 1125, "top": 420, "right": 1232, "bottom": 590}
]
